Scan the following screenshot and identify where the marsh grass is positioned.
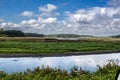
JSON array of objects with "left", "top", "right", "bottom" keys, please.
[
  {"left": 0, "top": 37, "right": 120, "bottom": 42},
  {"left": 0, "top": 40, "right": 120, "bottom": 54}
]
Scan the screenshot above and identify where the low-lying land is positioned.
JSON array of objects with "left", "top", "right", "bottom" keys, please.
[
  {"left": 0, "top": 37, "right": 120, "bottom": 57},
  {"left": 0, "top": 60, "right": 119, "bottom": 80}
]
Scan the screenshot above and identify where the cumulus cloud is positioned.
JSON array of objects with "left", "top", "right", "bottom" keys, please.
[
  {"left": 0, "top": 22, "right": 20, "bottom": 30},
  {"left": 21, "top": 19, "right": 37, "bottom": 25},
  {"left": 62, "top": 7, "right": 120, "bottom": 36},
  {"left": 39, "top": 17, "right": 57, "bottom": 24},
  {"left": 21, "top": 11, "right": 33, "bottom": 17},
  {"left": 39, "top": 4, "right": 57, "bottom": 12},
  {"left": 38, "top": 4, "right": 59, "bottom": 17}
]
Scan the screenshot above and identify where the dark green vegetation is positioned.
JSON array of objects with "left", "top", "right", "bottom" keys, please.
[
  {"left": 111, "top": 35, "right": 120, "bottom": 38},
  {"left": 24, "top": 33, "right": 44, "bottom": 37},
  {"left": 0, "top": 38, "right": 120, "bottom": 54},
  {"left": 0, "top": 60, "right": 119, "bottom": 80},
  {"left": 1, "top": 30, "right": 25, "bottom": 37},
  {"left": 0, "top": 29, "right": 45, "bottom": 37}
]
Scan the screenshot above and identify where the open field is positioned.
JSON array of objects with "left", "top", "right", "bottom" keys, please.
[
  {"left": 0, "top": 60, "right": 119, "bottom": 80},
  {"left": 0, "top": 37, "right": 120, "bottom": 57}
]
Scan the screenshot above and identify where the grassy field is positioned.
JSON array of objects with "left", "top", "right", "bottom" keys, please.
[
  {"left": 0, "top": 60, "right": 119, "bottom": 80},
  {"left": 0, "top": 37, "right": 120, "bottom": 55}
]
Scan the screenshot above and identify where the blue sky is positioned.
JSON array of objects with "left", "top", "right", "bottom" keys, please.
[
  {"left": 0, "top": 0, "right": 120, "bottom": 36},
  {"left": 0, "top": 0, "right": 107, "bottom": 22}
]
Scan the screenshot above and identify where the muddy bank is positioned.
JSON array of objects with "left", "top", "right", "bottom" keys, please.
[{"left": 0, "top": 50, "right": 120, "bottom": 57}]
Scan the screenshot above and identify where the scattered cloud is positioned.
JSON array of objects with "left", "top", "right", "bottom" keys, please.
[
  {"left": 0, "top": 22, "right": 20, "bottom": 29},
  {"left": 38, "top": 4, "right": 59, "bottom": 18},
  {"left": 21, "top": 11, "right": 33, "bottom": 17},
  {"left": 39, "top": 4, "right": 57, "bottom": 12},
  {"left": 21, "top": 19, "right": 37, "bottom": 26},
  {"left": 63, "top": 7, "right": 120, "bottom": 36},
  {"left": 39, "top": 17, "right": 57, "bottom": 24}
]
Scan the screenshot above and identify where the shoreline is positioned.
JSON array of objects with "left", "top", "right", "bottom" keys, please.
[{"left": 0, "top": 50, "right": 120, "bottom": 57}]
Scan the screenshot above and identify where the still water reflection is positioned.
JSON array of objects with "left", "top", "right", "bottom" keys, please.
[{"left": 0, "top": 53, "right": 120, "bottom": 74}]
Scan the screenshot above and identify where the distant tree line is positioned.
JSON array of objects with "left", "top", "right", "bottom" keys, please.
[
  {"left": 24, "top": 33, "right": 44, "bottom": 37},
  {"left": 111, "top": 35, "right": 120, "bottom": 38},
  {"left": 1, "top": 30, "right": 25, "bottom": 37},
  {"left": 0, "top": 29, "right": 45, "bottom": 37}
]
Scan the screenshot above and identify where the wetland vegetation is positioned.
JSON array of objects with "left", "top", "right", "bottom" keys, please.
[
  {"left": 0, "top": 37, "right": 120, "bottom": 56},
  {"left": 0, "top": 60, "right": 119, "bottom": 80}
]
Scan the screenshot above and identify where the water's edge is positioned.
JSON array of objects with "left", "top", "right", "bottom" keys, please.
[
  {"left": 0, "top": 53, "right": 120, "bottom": 74},
  {"left": 0, "top": 50, "right": 120, "bottom": 57}
]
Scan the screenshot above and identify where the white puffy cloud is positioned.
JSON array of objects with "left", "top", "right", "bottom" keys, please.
[
  {"left": 39, "top": 4, "right": 57, "bottom": 12},
  {"left": 59, "top": 7, "right": 120, "bottom": 36},
  {"left": 40, "top": 17, "right": 57, "bottom": 24},
  {"left": 20, "top": 17, "right": 56, "bottom": 27},
  {"left": 0, "top": 22, "right": 20, "bottom": 29},
  {"left": 1, "top": 23, "right": 7, "bottom": 27},
  {"left": 38, "top": 4, "right": 59, "bottom": 18},
  {"left": 21, "top": 19, "right": 37, "bottom": 25},
  {"left": 21, "top": 11, "right": 33, "bottom": 17}
]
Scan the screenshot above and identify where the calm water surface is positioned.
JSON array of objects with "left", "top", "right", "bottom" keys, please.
[{"left": 0, "top": 53, "right": 120, "bottom": 74}]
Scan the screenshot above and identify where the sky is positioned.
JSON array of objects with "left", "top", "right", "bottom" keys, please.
[{"left": 0, "top": 0, "right": 120, "bottom": 36}]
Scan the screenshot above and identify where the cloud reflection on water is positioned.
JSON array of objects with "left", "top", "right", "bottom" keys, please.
[{"left": 0, "top": 53, "right": 120, "bottom": 74}]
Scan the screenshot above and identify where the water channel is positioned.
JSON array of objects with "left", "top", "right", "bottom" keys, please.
[{"left": 0, "top": 53, "right": 120, "bottom": 74}]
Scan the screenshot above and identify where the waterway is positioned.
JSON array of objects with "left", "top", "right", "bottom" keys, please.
[{"left": 0, "top": 53, "right": 120, "bottom": 74}]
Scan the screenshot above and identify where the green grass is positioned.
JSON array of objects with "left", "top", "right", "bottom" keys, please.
[
  {"left": 0, "top": 40, "right": 120, "bottom": 54},
  {"left": 0, "top": 60, "right": 119, "bottom": 80}
]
